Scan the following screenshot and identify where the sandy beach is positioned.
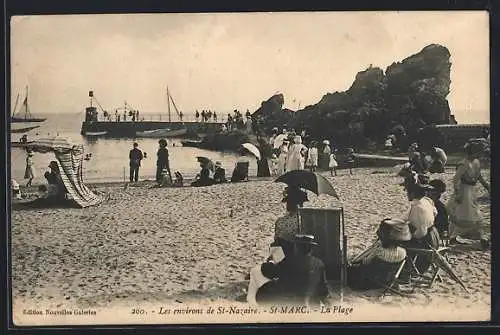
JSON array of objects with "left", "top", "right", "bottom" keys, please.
[{"left": 11, "top": 167, "right": 491, "bottom": 324}]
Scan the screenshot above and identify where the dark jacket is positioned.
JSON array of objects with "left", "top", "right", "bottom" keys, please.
[
  {"left": 433, "top": 199, "right": 449, "bottom": 236},
  {"left": 258, "top": 254, "right": 328, "bottom": 305},
  {"left": 213, "top": 167, "right": 227, "bottom": 183},
  {"left": 157, "top": 148, "right": 169, "bottom": 167},
  {"left": 129, "top": 148, "right": 143, "bottom": 166},
  {"left": 191, "top": 168, "right": 214, "bottom": 187}
]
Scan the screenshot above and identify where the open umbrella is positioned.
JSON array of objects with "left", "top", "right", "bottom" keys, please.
[
  {"left": 273, "top": 134, "right": 288, "bottom": 149},
  {"left": 241, "top": 143, "right": 261, "bottom": 160},
  {"left": 196, "top": 156, "right": 215, "bottom": 172},
  {"left": 275, "top": 170, "right": 339, "bottom": 199}
]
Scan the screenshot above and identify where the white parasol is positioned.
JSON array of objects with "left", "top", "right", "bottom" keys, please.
[{"left": 242, "top": 143, "right": 261, "bottom": 160}]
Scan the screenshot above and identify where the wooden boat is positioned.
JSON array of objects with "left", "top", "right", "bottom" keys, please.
[
  {"left": 11, "top": 86, "right": 47, "bottom": 123},
  {"left": 351, "top": 153, "right": 408, "bottom": 167},
  {"left": 85, "top": 131, "right": 108, "bottom": 136},
  {"left": 11, "top": 141, "right": 34, "bottom": 148},
  {"left": 180, "top": 139, "right": 203, "bottom": 148},
  {"left": 136, "top": 128, "right": 188, "bottom": 138},
  {"left": 11, "top": 125, "right": 40, "bottom": 133}
]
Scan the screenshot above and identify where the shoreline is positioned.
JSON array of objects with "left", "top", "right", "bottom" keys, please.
[{"left": 14, "top": 164, "right": 488, "bottom": 194}]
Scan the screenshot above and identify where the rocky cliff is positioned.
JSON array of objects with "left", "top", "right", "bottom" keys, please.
[{"left": 255, "top": 44, "right": 453, "bottom": 151}]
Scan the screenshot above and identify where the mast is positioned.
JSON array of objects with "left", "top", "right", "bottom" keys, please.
[
  {"left": 167, "top": 86, "right": 171, "bottom": 122},
  {"left": 25, "top": 85, "right": 30, "bottom": 118}
]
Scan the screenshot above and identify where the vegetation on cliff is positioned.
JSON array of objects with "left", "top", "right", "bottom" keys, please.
[{"left": 253, "top": 44, "right": 453, "bottom": 151}]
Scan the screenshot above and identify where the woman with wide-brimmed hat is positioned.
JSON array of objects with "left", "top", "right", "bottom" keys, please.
[
  {"left": 156, "top": 139, "right": 172, "bottom": 184},
  {"left": 273, "top": 186, "right": 309, "bottom": 258},
  {"left": 321, "top": 140, "right": 331, "bottom": 171},
  {"left": 447, "top": 140, "right": 490, "bottom": 249},
  {"left": 348, "top": 218, "right": 410, "bottom": 290},
  {"left": 400, "top": 182, "right": 440, "bottom": 274},
  {"left": 286, "top": 135, "right": 307, "bottom": 171},
  {"left": 254, "top": 234, "right": 328, "bottom": 307}
]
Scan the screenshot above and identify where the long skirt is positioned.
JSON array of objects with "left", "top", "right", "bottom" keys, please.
[
  {"left": 321, "top": 154, "right": 330, "bottom": 171},
  {"left": 277, "top": 156, "right": 287, "bottom": 175},
  {"left": 257, "top": 159, "right": 271, "bottom": 177},
  {"left": 447, "top": 184, "right": 484, "bottom": 239}
]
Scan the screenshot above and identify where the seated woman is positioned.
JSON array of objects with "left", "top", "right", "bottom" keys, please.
[
  {"left": 428, "top": 179, "right": 449, "bottom": 239},
  {"left": 213, "top": 161, "right": 227, "bottom": 184},
  {"left": 230, "top": 154, "right": 250, "bottom": 182},
  {"left": 191, "top": 162, "right": 214, "bottom": 187},
  {"left": 400, "top": 182, "right": 440, "bottom": 275},
  {"left": 21, "top": 162, "right": 71, "bottom": 208},
  {"left": 347, "top": 218, "right": 409, "bottom": 290},
  {"left": 45, "top": 161, "right": 67, "bottom": 200},
  {"left": 255, "top": 234, "right": 329, "bottom": 307},
  {"left": 273, "top": 186, "right": 309, "bottom": 258}
]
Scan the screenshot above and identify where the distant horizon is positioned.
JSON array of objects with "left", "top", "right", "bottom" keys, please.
[{"left": 11, "top": 12, "right": 489, "bottom": 124}]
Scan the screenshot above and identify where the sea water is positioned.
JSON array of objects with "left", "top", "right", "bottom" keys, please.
[{"left": 9, "top": 114, "right": 256, "bottom": 184}]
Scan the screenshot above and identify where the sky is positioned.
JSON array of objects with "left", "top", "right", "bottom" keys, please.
[{"left": 10, "top": 11, "right": 489, "bottom": 123}]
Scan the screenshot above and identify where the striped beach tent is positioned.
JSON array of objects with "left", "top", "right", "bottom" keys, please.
[{"left": 28, "top": 136, "right": 105, "bottom": 208}]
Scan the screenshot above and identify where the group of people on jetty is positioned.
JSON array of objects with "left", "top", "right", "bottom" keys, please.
[{"left": 242, "top": 136, "right": 490, "bottom": 307}]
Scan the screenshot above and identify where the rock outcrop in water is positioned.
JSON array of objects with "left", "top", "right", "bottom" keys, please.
[
  {"left": 202, "top": 44, "right": 453, "bottom": 152},
  {"left": 261, "top": 44, "right": 453, "bottom": 150}
]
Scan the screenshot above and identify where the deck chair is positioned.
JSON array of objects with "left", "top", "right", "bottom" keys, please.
[
  {"left": 231, "top": 161, "right": 250, "bottom": 182},
  {"left": 379, "top": 258, "right": 414, "bottom": 298},
  {"left": 404, "top": 246, "right": 451, "bottom": 288},
  {"left": 297, "top": 207, "right": 348, "bottom": 297}
]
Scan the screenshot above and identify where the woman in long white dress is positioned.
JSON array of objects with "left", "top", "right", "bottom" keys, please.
[
  {"left": 447, "top": 141, "right": 490, "bottom": 249},
  {"left": 277, "top": 141, "right": 288, "bottom": 176},
  {"left": 305, "top": 141, "right": 319, "bottom": 172},
  {"left": 286, "top": 136, "right": 307, "bottom": 172}
]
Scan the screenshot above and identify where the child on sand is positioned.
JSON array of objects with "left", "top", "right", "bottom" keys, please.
[
  {"left": 345, "top": 148, "right": 356, "bottom": 175},
  {"left": 329, "top": 152, "right": 338, "bottom": 176},
  {"left": 24, "top": 151, "right": 35, "bottom": 187},
  {"left": 270, "top": 154, "right": 279, "bottom": 176}
]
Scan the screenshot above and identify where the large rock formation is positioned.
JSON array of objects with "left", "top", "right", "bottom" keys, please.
[{"left": 257, "top": 44, "right": 453, "bottom": 151}]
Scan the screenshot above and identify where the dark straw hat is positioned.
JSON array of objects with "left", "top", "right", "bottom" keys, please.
[{"left": 294, "top": 234, "right": 319, "bottom": 246}]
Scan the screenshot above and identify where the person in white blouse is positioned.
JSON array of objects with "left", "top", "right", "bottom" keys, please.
[{"left": 401, "top": 182, "right": 440, "bottom": 274}]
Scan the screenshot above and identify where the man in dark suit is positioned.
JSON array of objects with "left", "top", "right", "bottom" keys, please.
[
  {"left": 256, "top": 234, "right": 329, "bottom": 307},
  {"left": 129, "top": 142, "right": 143, "bottom": 182}
]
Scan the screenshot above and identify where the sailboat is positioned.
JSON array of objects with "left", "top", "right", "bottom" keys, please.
[
  {"left": 11, "top": 86, "right": 47, "bottom": 123},
  {"left": 135, "top": 86, "right": 188, "bottom": 138}
]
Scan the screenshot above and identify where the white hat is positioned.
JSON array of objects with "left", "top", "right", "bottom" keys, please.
[
  {"left": 323, "top": 140, "right": 330, "bottom": 145},
  {"left": 11, "top": 179, "right": 20, "bottom": 190}
]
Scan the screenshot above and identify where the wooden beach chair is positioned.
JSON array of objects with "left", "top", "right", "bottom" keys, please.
[
  {"left": 379, "top": 258, "right": 415, "bottom": 298},
  {"left": 404, "top": 246, "right": 451, "bottom": 288},
  {"left": 297, "top": 207, "right": 348, "bottom": 297}
]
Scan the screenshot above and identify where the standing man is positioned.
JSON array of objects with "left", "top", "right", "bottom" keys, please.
[
  {"left": 179, "top": 111, "right": 184, "bottom": 122},
  {"left": 129, "top": 142, "right": 143, "bottom": 183}
]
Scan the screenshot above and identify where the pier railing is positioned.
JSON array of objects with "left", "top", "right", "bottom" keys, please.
[{"left": 98, "top": 114, "right": 228, "bottom": 124}]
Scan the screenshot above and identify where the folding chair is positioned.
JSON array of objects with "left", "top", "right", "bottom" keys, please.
[
  {"left": 379, "top": 258, "right": 414, "bottom": 298},
  {"left": 298, "top": 207, "right": 348, "bottom": 300},
  {"left": 405, "top": 246, "right": 451, "bottom": 288}
]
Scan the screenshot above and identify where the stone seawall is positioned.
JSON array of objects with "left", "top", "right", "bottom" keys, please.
[{"left": 81, "top": 121, "right": 224, "bottom": 137}]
